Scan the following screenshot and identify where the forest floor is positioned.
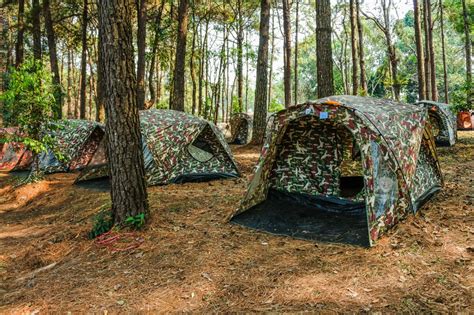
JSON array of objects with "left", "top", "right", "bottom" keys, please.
[{"left": 0, "top": 132, "right": 473, "bottom": 313}]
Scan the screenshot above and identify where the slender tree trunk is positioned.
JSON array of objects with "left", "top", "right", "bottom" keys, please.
[
  {"left": 148, "top": 1, "right": 165, "bottom": 106},
  {"left": 439, "top": 0, "right": 449, "bottom": 103},
  {"left": 198, "top": 19, "right": 208, "bottom": 116},
  {"left": 316, "top": 0, "right": 335, "bottom": 97},
  {"left": 190, "top": 10, "right": 197, "bottom": 115},
  {"left": 413, "top": 0, "right": 426, "bottom": 100},
  {"left": 245, "top": 29, "right": 249, "bottom": 112},
  {"left": 294, "top": 0, "right": 299, "bottom": 104},
  {"left": 96, "top": 19, "right": 105, "bottom": 122},
  {"left": 67, "top": 48, "right": 73, "bottom": 118},
  {"left": 350, "top": 0, "right": 359, "bottom": 95},
  {"left": 136, "top": 0, "right": 146, "bottom": 110},
  {"left": 282, "top": 0, "right": 292, "bottom": 107},
  {"left": 43, "top": 0, "right": 62, "bottom": 118},
  {"left": 236, "top": 0, "right": 244, "bottom": 113},
  {"left": 382, "top": 0, "right": 400, "bottom": 100},
  {"left": 426, "top": 0, "right": 437, "bottom": 101},
  {"left": 251, "top": 0, "right": 270, "bottom": 144},
  {"left": 462, "top": 0, "right": 472, "bottom": 107},
  {"left": 80, "top": 0, "right": 88, "bottom": 119},
  {"left": 423, "top": 0, "right": 432, "bottom": 100},
  {"left": 15, "top": 0, "right": 25, "bottom": 67},
  {"left": 32, "top": 0, "right": 42, "bottom": 60},
  {"left": 97, "top": 0, "right": 149, "bottom": 224},
  {"left": 268, "top": 6, "right": 275, "bottom": 110},
  {"left": 356, "top": 0, "right": 367, "bottom": 95},
  {"left": 170, "top": 0, "right": 189, "bottom": 112}
]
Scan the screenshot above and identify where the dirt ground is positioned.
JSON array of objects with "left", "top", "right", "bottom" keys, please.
[{"left": 0, "top": 132, "right": 472, "bottom": 313}]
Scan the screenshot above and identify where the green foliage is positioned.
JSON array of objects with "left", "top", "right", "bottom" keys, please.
[
  {"left": 1, "top": 58, "right": 59, "bottom": 156},
  {"left": 124, "top": 213, "right": 146, "bottom": 229},
  {"left": 268, "top": 99, "right": 284, "bottom": 113},
  {"left": 88, "top": 207, "right": 114, "bottom": 239}
]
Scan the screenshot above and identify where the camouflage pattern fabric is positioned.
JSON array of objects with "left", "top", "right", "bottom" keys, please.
[
  {"left": 77, "top": 109, "right": 240, "bottom": 185},
  {"left": 230, "top": 95, "right": 443, "bottom": 246},
  {"left": 229, "top": 113, "right": 252, "bottom": 144},
  {"left": 416, "top": 100, "right": 456, "bottom": 146},
  {"left": 33, "top": 120, "right": 105, "bottom": 174}
]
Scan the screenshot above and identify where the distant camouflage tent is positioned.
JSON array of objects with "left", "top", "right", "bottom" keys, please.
[
  {"left": 230, "top": 95, "right": 443, "bottom": 247},
  {"left": 32, "top": 120, "right": 105, "bottom": 174},
  {"left": 0, "top": 127, "right": 32, "bottom": 171},
  {"left": 76, "top": 109, "right": 240, "bottom": 185},
  {"left": 229, "top": 113, "right": 252, "bottom": 144},
  {"left": 416, "top": 100, "right": 457, "bottom": 146}
]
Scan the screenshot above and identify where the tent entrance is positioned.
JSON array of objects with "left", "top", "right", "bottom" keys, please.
[{"left": 232, "top": 115, "right": 369, "bottom": 246}]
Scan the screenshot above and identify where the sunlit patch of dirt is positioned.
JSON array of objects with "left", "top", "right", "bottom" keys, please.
[{"left": 0, "top": 133, "right": 473, "bottom": 313}]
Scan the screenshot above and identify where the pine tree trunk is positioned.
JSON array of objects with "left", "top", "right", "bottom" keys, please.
[
  {"left": 350, "top": 0, "right": 359, "bottom": 95},
  {"left": 282, "top": 0, "right": 292, "bottom": 107},
  {"left": 439, "top": 0, "right": 449, "bottom": 103},
  {"left": 236, "top": 0, "right": 244, "bottom": 113},
  {"left": 294, "top": 0, "right": 299, "bottom": 104},
  {"left": 97, "top": 0, "right": 149, "bottom": 225},
  {"left": 413, "top": 0, "right": 426, "bottom": 100},
  {"left": 32, "top": 0, "right": 42, "bottom": 60},
  {"left": 190, "top": 10, "right": 197, "bottom": 115},
  {"left": 43, "top": 0, "right": 62, "bottom": 118},
  {"left": 426, "top": 0, "right": 437, "bottom": 101},
  {"left": 356, "top": 0, "right": 367, "bottom": 95},
  {"left": 67, "top": 49, "right": 73, "bottom": 118},
  {"left": 148, "top": 1, "right": 165, "bottom": 106},
  {"left": 316, "top": 0, "right": 335, "bottom": 98},
  {"left": 462, "top": 0, "right": 472, "bottom": 107},
  {"left": 15, "top": 0, "right": 25, "bottom": 67},
  {"left": 268, "top": 7, "right": 275, "bottom": 110},
  {"left": 96, "top": 21, "right": 105, "bottom": 122},
  {"left": 170, "top": 0, "right": 189, "bottom": 112},
  {"left": 423, "top": 0, "right": 432, "bottom": 100},
  {"left": 136, "top": 0, "right": 146, "bottom": 110},
  {"left": 251, "top": 0, "right": 270, "bottom": 144},
  {"left": 80, "top": 0, "right": 88, "bottom": 119}
]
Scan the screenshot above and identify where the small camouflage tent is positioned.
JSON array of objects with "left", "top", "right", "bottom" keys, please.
[
  {"left": 416, "top": 100, "right": 457, "bottom": 146},
  {"left": 230, "top": 95, "right": 443, "bottom": 246},
  {"left": 76, "top": 109, "right": 240, "bottom": 185},
  {"left": 33, "top": 120, "right": 105, "bottom": 174},
  {"left": 0, "top": 128, "right": 32, "bottom": 171},
  {"left": 229, "top": 113, "right": 252, "bottom": 144}
]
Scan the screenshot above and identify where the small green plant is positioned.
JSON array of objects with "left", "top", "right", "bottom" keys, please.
[
  {"left": 124, "top": 213, "right": 146, "bottom": 229},
  {"left": 89, "top": 208, "right": 114, "bottom": 239}
]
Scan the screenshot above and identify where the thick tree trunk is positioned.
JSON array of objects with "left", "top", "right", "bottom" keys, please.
[
  {"left": 282, "top": 0, "right": 292, "bottom": 107},
  {"left": 251, "top": 0, "right": 270, "bottom": 144},
  {"left": 170, "top": 0, "right": 189, "bottom": 112},
  {"left": 462, "top": 0, "right": 472, "bottom": 107},
  {"left": 43, "top": 0, "right": 62, "bottom": 118},
  {"left": 350, "top": 0, "right": 359, "bottom": 95},
  {"left": 32, "top": 0, "right": 42, "bottom": 60},
  {"left": 148, "top": 1, "right": 165, "bottom": 106},
  {"left": 136, "top": 0, "right": 146, "bottom": 110},
  {"left": 15, "top": 0, "right": 25, "bottom": 67},
  {"left": 79, "top": 0, "right": 88, "bottom": 119},
  {"left": 356, "top": 0, "right": 367, "bottom": 95},
  {"left": 316, "top": 0, "right": 334, "bottom": 98},
  {"left": 413, "top": 0, "right": 426, "bottom": 100},
  {"left": 97, "top": 0, "right": 149, "bottom": 225},
  {"left": 439, "top": 0, "right": 448, "bottom": 103},
  {"left": 294, "top": 0, "right": 299, "bottom": 104}
]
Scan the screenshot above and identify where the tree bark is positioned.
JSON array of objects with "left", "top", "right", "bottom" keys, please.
[
  {"left": 438, "top": 0, "right": 448, "bottom": 103},
  {"left": 15, "top": 0, "right": 25, "bottom": 67},
  {"left": 148, "top": 1, "right": 165, "bottom": 106},
  {"left": 268, "top": 6, "right": 275, "bottom": 109},
  {"left": 356, "top": 0, "right": 367, "bottom": 95},
  {"left": 423, "top": 0, "right": 432, "bottom": 100},
  {"left": 294, "top": 0, "right": 299, "bottom": 104},
  {"left": 251, "top": 0, "right": 270, "bottom": 144},
  {"left": 43, "top": 0, "right": 62, "bottom": 118},
  {"left": 97, "top": 0, "right": 149, "bottom": 225},
  {"left": 282, "top": 0, "right": 292, "bottom": 107},
  {"left": 67, "top": 48, "right": 73, "bottom": 118},
  {"left": 462, "top": 0, "right": 472, "bottom": 107},
  {"left": 32, "top": 0, "right": 42, "bottom": 60},
  {"left": 96, "top": 18, "right": 105, "bottom": 122},
  {"left": 426, "top": 0, "right": 437, "bottom": 101},
  {"left": 236, "top": 0, "right": 244, "bottom": 112},
  {"left": 190, "top": 9, "right": 197, "bottom": 115},
  {"left": 136, "top": 0, "right": 146, "bottom": 110},
  {"left": 79, "top": 0, "right": 88, "bottom": 119},
  {"left": 350, "top": 0, "right": 359, "bottom": 95},
  {"left": 413, "top": 0, "right": 426, "bottom": 100},
  {"left": 316, "top": 0, "right": 335, "bottom": 98},
  {"left": 170, "top": 0, "right": 189, "bottom": 112}
]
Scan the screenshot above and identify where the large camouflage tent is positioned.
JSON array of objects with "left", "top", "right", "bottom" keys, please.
[
  {"left": 230, "top": 96, "right": 443, "bottom": 246},
  {"left": 32, "top": 120, "right": 105, "bottom": 174},
  {"left": 416, "top": 100, "right": 457, "bottom": 146},
  {"left": 76, "top": 109, "right": 240, "bottom": 185},
  {"left": 229, "top": 113, "right": 252, "bottom": 144},
  {"left": 0, "top": 128, "right": 32, "bottom": 171}
]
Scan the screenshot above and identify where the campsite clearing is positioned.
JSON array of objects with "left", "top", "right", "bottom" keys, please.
[{"left": 0, "top": 132, "right": 472, "bottom": 313}]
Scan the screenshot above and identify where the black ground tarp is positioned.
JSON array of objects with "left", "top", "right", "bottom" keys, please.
[{"left": 231, "top": 188, "right": 370, "bottom": 246}]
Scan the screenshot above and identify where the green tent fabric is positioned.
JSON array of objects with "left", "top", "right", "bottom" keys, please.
[
  {"left": 33, "top": 120, "right": 105, "bottom": 174},
  {"left": 230, "top": 95, "right": 443, "bottom": 246},
  {"left": 416, "top": 100, "right": 457, "bottom": 146},
  {"left": 76, "top": 109, "right": 240, "bottom": 185}
]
